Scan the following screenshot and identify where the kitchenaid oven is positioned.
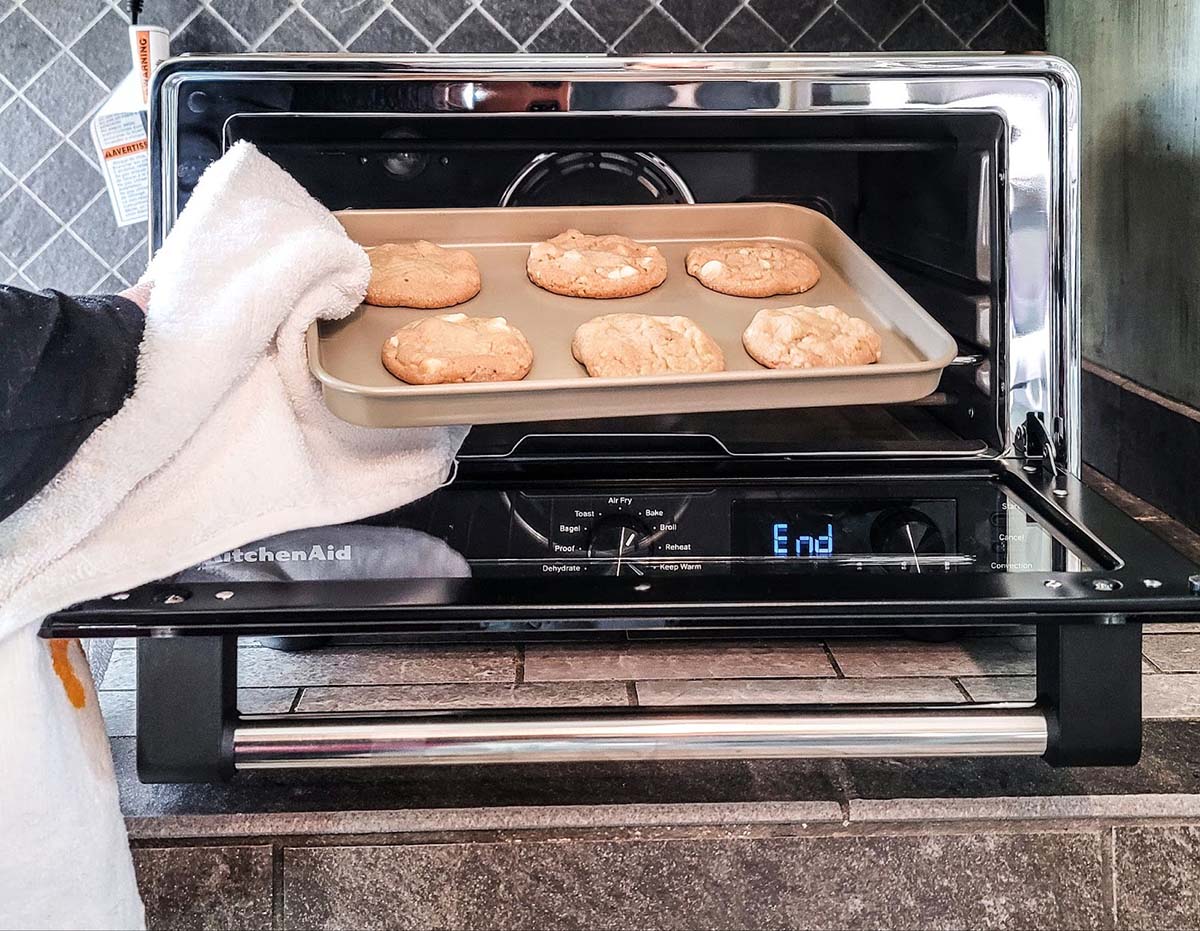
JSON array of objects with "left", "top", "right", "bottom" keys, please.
[{"left": 44, "top": 55, "right": 1200, "bottom": 780}]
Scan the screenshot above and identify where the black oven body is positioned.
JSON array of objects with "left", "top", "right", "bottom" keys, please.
[{"left": 43, "top": 56, "right": 1200, "bottom": 778}]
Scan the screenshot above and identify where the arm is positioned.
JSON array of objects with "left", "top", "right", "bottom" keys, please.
[{"left": 0, "top": 286, "right": 146, "bottom": 522}]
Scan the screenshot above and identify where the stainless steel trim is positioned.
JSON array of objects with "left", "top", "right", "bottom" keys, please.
[
  {"left": 976, "top": 150, "right": 993, "bottom": 283},
  {"left": 151, "top": 54, "right": 1081, "bottom": 467},
  {"left": 1057, "top": 57, "right": 1083, "bottom": 472},
  {"left": 153, "top": 52, "right": 1080, "bottom": 77},
  {"left": 232, "top": 706, "right": 1049, "bottom": 768}
]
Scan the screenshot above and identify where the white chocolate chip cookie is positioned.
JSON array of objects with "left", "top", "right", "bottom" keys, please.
[
  {"left": 527, "top": 230, "right": 667, "bottom": 299},
  {"left": 742, "top": 305, "right": 882, "bottom": 369},
  {"left": 572, "top": 313, "right": 725, "bottom": 377},
  {"left": 686, "top": 240, "right": 821, "bottom": 298},
  {"left": 381, "top": 313, "right": 533, "bottom": 384},
  {"left": 365, "top": 240, "right": 481, "bottom": 308}
]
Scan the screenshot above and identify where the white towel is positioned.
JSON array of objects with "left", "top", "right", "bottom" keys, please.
[
  {"left": 1, "top": 141, "right": 466, "bottom": 627},
  {"left": 0, "top": 142, "right": 466, "bottom": 928}
]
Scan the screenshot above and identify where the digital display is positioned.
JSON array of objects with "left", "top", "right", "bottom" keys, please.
[
  {"left": 732, "top": 497, "right": 960, "bottom": 573},
  {"left": 772, "top": 521, "right": 835, "bottom": 557}
]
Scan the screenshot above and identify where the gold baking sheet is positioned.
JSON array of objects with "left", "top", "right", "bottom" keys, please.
[{"left": 308, "top": 203, "right": 958, "bottom": 427}]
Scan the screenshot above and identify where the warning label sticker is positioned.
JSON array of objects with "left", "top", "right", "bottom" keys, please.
[{"left": 91, "top": 108, "right": 148, "bottom": 228}]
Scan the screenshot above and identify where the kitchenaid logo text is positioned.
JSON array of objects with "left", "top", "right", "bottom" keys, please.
[{"left": 202, "top": 544, "right": 353, "bottom": 565}]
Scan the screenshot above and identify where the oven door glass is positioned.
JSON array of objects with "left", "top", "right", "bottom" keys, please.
[{"left": 43, "top": 461, "right": 1200, "bottom": 638}]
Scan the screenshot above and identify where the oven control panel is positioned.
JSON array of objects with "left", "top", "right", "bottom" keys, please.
[
  {"left": 171, "top": 481, "right": 1092, "bottom": 586},
  {"left": 370, "top": 480, "right": 1089, "bottom": 578}
]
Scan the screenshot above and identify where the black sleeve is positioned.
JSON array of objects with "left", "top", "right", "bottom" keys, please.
[{"left": 0, "top": 286, "right": 145, "bottom": 522}]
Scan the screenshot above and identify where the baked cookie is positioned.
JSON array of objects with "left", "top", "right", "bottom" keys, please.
[
  {"left": 686, "top": 241, "right": 821, "bottom": 298},
  {"left": 572, "top": 313, "right": 724, "bottom": 378},
  {"left": 527, "top": 230, "right": 667, "bottom": 299},
  {"left": 742, "top": 305, "right": 882, "bottom": 369},
  {"left": 365, "top": 241, "right": 481, "bottom": 308},
  {"left": 381, "top": 313, "right": 533, "bottom": 385}
]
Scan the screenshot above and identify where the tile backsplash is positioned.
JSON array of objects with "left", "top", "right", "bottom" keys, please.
[{"left": 0, "top": 0, "right": 1044, "bottom": 294}]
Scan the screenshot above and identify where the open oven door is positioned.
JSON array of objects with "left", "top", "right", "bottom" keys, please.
[{"left": 41, "top": 450, "right": 1200, "bottom": 780}]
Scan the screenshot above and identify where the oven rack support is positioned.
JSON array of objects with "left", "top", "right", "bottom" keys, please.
[{"left": 134, "top": 621, "right": 1142, "bottom": 781}]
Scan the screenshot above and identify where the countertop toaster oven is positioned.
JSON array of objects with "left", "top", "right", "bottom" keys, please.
[{"left": 45, "top": 54, "right": 1200, "bottom": 780}]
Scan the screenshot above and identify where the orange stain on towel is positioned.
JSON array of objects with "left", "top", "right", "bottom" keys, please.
[{"left": 49, "top": 639, "right": 87, "bottom": 709}]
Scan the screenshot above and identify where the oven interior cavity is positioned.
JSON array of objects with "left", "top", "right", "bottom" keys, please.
[{"left": 188, "top": 108, "right": 1005, "bottom": 458}]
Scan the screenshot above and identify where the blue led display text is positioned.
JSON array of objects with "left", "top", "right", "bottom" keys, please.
[{"left": 772, "top": 522, "right": 835, "bottom": 558}]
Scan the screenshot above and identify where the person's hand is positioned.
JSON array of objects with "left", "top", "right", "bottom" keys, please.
[{"left": 118, "top": 280, "right": 152, "bottom": 312}]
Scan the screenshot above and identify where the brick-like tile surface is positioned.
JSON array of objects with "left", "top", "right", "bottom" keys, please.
[
  {"left": 636, "top": 675, "right": 965, "bottom": 706},
  {"left": 1144, "top": 674, "right": 1200, "bottom": 720},
  {"left": 101, "top": 643, "right": 518, "bottom": 691},
  {"left": 1143, "top": 635, "right": 1200, "bottom": 673},
  {"left": 98, "top": 687, "right": 297, "bottom": 737},
  {"left": 235, "top": 644, "right": 519, "bottom": 687},
  {"left": 951, "top": 671, "right": 1200, "bottom": 720},
  {"left": 828, "top": 636, "right": 1036, "bottom": 678},
  {"left": 524, "top": 641, "right": 834, "bottom": 682},
  {"left": 958, "top": 675, "right": 1035, "bottom": 703},
  {"left": 298, "top": 681, "right": 630, "bottom": 713}
]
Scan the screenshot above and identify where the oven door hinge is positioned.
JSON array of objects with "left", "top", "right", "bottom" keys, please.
[{"left": 1015, "top": 412, "right": 1065, "bottom": 483}]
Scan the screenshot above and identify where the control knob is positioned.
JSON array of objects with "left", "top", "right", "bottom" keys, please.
[
  {"left": 869, "top": 508, "right": 946, "bottom": 569},
  {"left": 587, "top": 515, "right": 654, "bottom": 575}
]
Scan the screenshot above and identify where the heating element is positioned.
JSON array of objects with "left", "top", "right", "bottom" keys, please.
[{"left": 44, "top": 54, "right": 1200, "bottom": 780}]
